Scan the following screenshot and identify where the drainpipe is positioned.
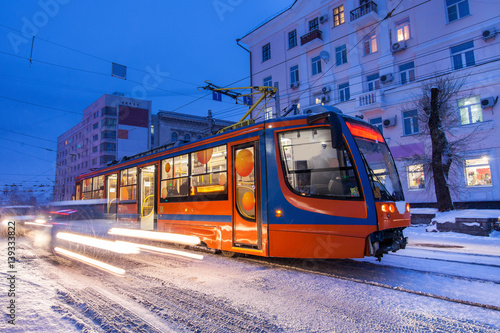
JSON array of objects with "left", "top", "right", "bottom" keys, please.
[{"left": 236, "top": 38, "right": 253, "bottom": 117}]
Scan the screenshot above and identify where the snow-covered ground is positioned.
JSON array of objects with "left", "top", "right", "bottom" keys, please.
[{"left": 1, "top": 213, "right": 500, "bottom": 332}]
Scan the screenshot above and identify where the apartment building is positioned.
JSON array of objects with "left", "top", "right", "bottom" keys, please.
[{"left": 239, "top": 0, "right": 500, "bottom": 205}]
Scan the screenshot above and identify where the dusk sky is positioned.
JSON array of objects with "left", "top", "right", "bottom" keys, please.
[{"left": 0, "top": 0, "right": 292, "bottom": 201}]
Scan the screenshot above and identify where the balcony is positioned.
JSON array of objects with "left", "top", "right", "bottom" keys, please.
[
  {"left": 300, "top": 29, "right": 322, "bottom": 46},
  {"left": 350, "top": 2, "right": 378, "bottom": 27},
  {"left": 357, "top": 90, "right": 384, "bottom": 111}
]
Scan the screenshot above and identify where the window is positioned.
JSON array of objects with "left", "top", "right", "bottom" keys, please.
[
  {"left": 451, "top": 41, "right": 475, "bottom": 70},
  {"left": 333, "top": 5, "right": 345, "bottom": 27},
  {"left": 160, "top": 145, "right": 228, "bottom": 202},
  {"left": 336, "top": 45, "right": 347, "bottom": 66},
  {"left": 93, "top": 111, "right": 99, "bottom": 119},
  {"left": 367, "top": 73, "right": 380, "bottom": 91},
  {"left": 184, "top": 133, "right": 191, "bottom": 142},
  {"left": 120, "top": 167, "right": 137, "bottom": 200},
  {"left": 465, "top": 157, "right": 492, "bottom": 186},
  {"left": 446, "top": 0, "right": 469, "bottom": 22},
  {"left": 290, "top": 65, "right": 299, "bottom": 84},
  {"left": 101, "top": 130, "right": 116, "bottom": 139},
  {"left": 263, "top": 76, "right": 272, "bottom": 87},
  {"left": 370, "top": 117, "right": 383, "bottom": 133},
  {"left": 396, "top": 19, "right": 410, "bottom": 42},
  {"left": 102, "top": 106, "right": 117, "bottom": 116},
  {"left": 314, "top": 93, "right": 323, "bottom": 105},
  {"left": 100, "top": 142, "right": 116, "bottom": 152},
  {"left": 309, "top": 17, "right": 319, "bottom": 31},
  {"left": 403, "top": 110, "right": 419, "bottom": 135},
  {"left": 288, "top": 30, "right": 297, "bottom": 49},
  {"left": 338, "top": 82, "right": 350, "bottom": 102},
  {"left": 101, "top": 118, "right": 117, "bottom": 128},
  {"left": 93, "top": 123, "right": 98, "bottom": 130},
  {"left": 399, "top": 61, "right": 415, "bottom": 84},
  {"left": 458, "top": 96, "right": 482, "bottom": 125},
  {"left": 93, "top": 134, "right": 98, "bottom": 141},
  {"left": 171, "top": 132, "right": 178, "bottom": 142},
  {"left": 262, "top": 43, "right": 271, "bottom": 62},
  {"left": 407, "top": 164, "right": 425, "bottom": 190},
  {"left": 264, "top": 107, "right": 273, "bottom": 120},
  {"left": 100, "top": 155, "right": 114, "bottom": 165},
  {"left": 363, "top": 34, "right": 378, "bottom": 55},
  {"left": 278, "top": 127, "right": 361, "bottom": 198},
  {"left": 311, "top": 56, "right": 322, "bottom": 75}
]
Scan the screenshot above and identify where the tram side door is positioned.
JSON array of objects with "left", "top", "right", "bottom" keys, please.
[
  {"left": 232, "top": 140, "right": 262, "bottom": 249},
  {"left": 106, "top": 174, "right": 118, "bottom": 218},
  {"left": 139, "top": 165, "right": 156, "bottom": 230}
]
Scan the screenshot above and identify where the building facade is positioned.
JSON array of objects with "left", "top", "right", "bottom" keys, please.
[
  {"left": 151, "top": 110, "right": 234, "bottom": 148},
  {"left": 54, "top": 94, "right": 152, "bottom": 201},
  {"left": 239, "top": 0, "right": 500, "bottom": 205}
]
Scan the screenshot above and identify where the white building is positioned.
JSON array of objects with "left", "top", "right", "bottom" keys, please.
[
  {"left": 239, "top": 0, "right": 500, "bottom": 206},
  {"left": 54, "top": 93, "right": 152, "bottom": 201}
]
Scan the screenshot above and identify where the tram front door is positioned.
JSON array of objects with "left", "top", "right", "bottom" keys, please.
[{"left": 139, "top": 165, "right": 156, "bottom": 230}]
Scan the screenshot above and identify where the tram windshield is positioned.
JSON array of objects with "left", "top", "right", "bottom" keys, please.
[{"left": 346, "top": 121, "right": 404, "bottom": 202}]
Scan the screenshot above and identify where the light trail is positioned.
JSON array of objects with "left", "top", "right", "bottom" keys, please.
[
  {"left": 54, "top": 247, "right": 125, "bottom": 275},
  {"left": 56, "top": 232, "right": 140, "bottom": 254},
  {"left": 108, "top": 228, "right": 201, "bottom": 246},
  {"left": 116, "top": 241, "right": 204, "bottom": 260}
]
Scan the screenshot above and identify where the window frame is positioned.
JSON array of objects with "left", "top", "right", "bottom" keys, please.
[
  {"left": 338, "top": 82, "right": 350, "bottom": 102},
  {"left": 311, "top": 56, "right": 322, "bottom": 76},
  {"left": 333, "top": 5, "right": 345, "bottom": 27},
  {"left": 399, "top": 61, "right": 416, "bottom": 85},
  {"left": 396, "top": 19, "right": 411, "bottom": 42},
  {"left": 288, "top": 30, "right": 297, "bottom": 49},
  {"left": 458, "top": 96, "right": 482, "bottom": 125},
  {"left": 402, "top": 110, "right": 419, "bottom": 135},
  {"left": 464, "top": 156, "right": 492, "bottom": 187},
  {"left": 363, "top": 34, "right": 378, "bottom": 55},
  {"left": 407, "top": 164, "right": 425, "bottom": 190},
  {"left": 446, "top": 0, "right": 470, "bottom": 23},
  {"left": 367, "top": 73, "right": 380, "bottom": 92},
  {"left": 290, "top": 65, "right": 299, "bottom": 84},
  {"left": 309, "top": 17, "right": 319, "bottom": 31},
  {"left": 262, "top": 43, "right": 271, "bottom": 62},
  {"left": 335, "top": 45, "right": 347, "bottom": 66},
  {"left": 451, "top": 41, "right": 475, "bottom": 70}
]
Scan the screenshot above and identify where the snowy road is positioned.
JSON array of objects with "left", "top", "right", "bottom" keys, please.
[{"left": 2, "top": 233, "right": 500, "bottom": 332}]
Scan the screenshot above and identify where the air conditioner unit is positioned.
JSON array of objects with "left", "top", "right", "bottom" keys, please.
[
  {"left": 482, "top": 27, "right": 497, "bottom": 41},
  {"left": 380, "top": 73, "right": 393, "bottom": 84},
  {"left": 481, "top": 96, "right": 498, "bottom": 108},
  {"left": 321, "top": 95, "right": 330, "bottom": 104},
  {"left": 391, "top": 41, "right": 407, "bottom": 53},
  {"left": 319, "top": 14, "right": 328, "bottom": 24},
  {"left": 383, "top": 116, "right": 397, "bottom": 127},
  {"left": 321, "top": 86, "right": 331, "bottom": 94},
  {"left": 290, "top": 82, "right": 300, "bottom": 89}
]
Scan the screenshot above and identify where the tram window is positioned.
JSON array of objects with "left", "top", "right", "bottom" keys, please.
[
  {"left": 82, "top": 178, "right": 93, "bottom": 200},
  {"left": 120, "top": 167, "right": 137, "bottom": 201},
  {"left": 160, "top": 155, "right": 189, "bottom": 200},
  {"left": 91, "top": 175, "right": 104, "bottom": 199},
  {"left": 190, "top": 145, "right": 227, "bottom": 196},
  {"left": 278, "top": 128, "right": 361, "bottom": 198}
]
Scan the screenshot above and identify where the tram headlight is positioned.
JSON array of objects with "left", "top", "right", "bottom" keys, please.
[
  {"left": 406, "top": 203, "right": 411, "bottom": 213},
  {"left": 381, "top": 204, "right": 388, "bottom": 213},
  {"left": 389, "top": 204, "right": 395, "bottom": 213}
]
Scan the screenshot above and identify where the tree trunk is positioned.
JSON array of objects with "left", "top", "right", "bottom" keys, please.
[{"left": 429, "top": 88, "right": 454, "bottom": 211}]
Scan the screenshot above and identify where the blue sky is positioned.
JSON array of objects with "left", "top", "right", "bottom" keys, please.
[{"left": 0, "top": 0, "right": 292, "bottom": 201}]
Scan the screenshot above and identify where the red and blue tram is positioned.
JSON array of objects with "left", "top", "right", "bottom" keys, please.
[{"left": 75, "top": 107, "right": 410, "bottom": 260}]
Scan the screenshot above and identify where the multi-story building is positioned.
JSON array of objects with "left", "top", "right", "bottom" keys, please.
[
  {"left": 151, "top": 110, "right": 234, "bottom": 149},
  {"left": 54, "top": 93, "right": 152, "bottom": 201},
  {"left": 239, "top": 0, "right": 500, "bottom": 206}
]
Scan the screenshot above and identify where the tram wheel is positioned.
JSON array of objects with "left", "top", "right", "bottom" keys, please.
[{"left": 221, "top": 250, "right": 239, "bottom": 258}]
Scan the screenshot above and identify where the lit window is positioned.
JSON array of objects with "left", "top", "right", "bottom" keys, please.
[
  {"left": 399, "top": 61, "right": 415, "bottom": 85},
  {"left": 465, "top": 157, "right": 492, "bottom": 186},
  {"left": 407, "top": 164, "right": 425, "bottom": 190},
  {"left": 451, "top": 41, "right": 475, "bottom": 70},
  {"left": 333, "top": 5, "right": 345, "bottom": 27},
  {"left": 263, "top": 76, "right": 272, "bottom": 87},
  {"left": 338, "top": 82, "right": 350, "bottom": 102},
  {"left": 396, "top": 20, "right": 410, "bottom": 42},
  {"left": 311, "top": 56, "right": 322, "bottom": 75},
  {"left": 262, "top": 43, "right": 271, "bottom": 62},
  {"left": 288, "top": 30, "right": 297, "bottom": 49},
  {"left": 446, "top": 0, "right": 470, "bottom": 23},
  {"left": 363, "top": 34, "right": 378, "bottom": 55},
  {"left": 458, "top": 96, "right": 482, "bottom": 125},
  {"left": 367, "top": 73, "right": 380, "bottom": 91},
  {"left": 264, "top": 107, "right": 273, "bottom": 120},
  {"left": 314, "top": 93, "right": 322, "bottom": 105},
  {"left": 290, "top": 65, "right": 299, "bottom": 84},
  {"left": 403, "top": 110, "right": 419, "bottom": 135},
  {"left": 336, "top": 45, "right": 347, "bottom": 66}
]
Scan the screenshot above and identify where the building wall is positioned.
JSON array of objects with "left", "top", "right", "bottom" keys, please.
[
  {"left": 54, "top": 94, "right": 152, "bottom": 201},
  {"left": 240, "top": 0, "right": 500, "bottom": 204}
]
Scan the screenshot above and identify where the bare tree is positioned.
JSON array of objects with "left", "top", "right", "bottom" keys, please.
[{"left": 402, "top": 73, "right": 476, "bottom": 211}]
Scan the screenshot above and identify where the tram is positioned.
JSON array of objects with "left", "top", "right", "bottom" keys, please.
[{"left": 75, "top": 106, "right": 410, "bottom": 260}]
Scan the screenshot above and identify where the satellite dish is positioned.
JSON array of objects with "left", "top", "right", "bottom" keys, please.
[{"left": 320, "top": 51, "right": 330, "bottom": 62}]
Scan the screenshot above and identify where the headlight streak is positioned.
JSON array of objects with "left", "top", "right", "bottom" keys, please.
[
  {"left": 54, "top": 247, "right": 125, "bottom": 276},
  {"left": 116, "top": 241, "right": 204, "bottom": 260},
  {"left": 108, "top": 228, "right": 201, "bottom": 246},
  {"left": 56, "top": 232, "right": 139, "bottom": 254}
]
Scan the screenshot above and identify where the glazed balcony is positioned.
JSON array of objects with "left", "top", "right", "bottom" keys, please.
[
  {"left": 350, "top": 2, "right": 378, "bottom": 27},
  {"left": 300, "top": 29, "right": 323, "bottom": 46}
]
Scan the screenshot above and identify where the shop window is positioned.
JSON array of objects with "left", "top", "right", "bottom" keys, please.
[
  {"left": 465, "top": 157, "right": 492, "bottom": 186},
  {"left": 407, "top": 164, "right": 425, "bottom": 190}
]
